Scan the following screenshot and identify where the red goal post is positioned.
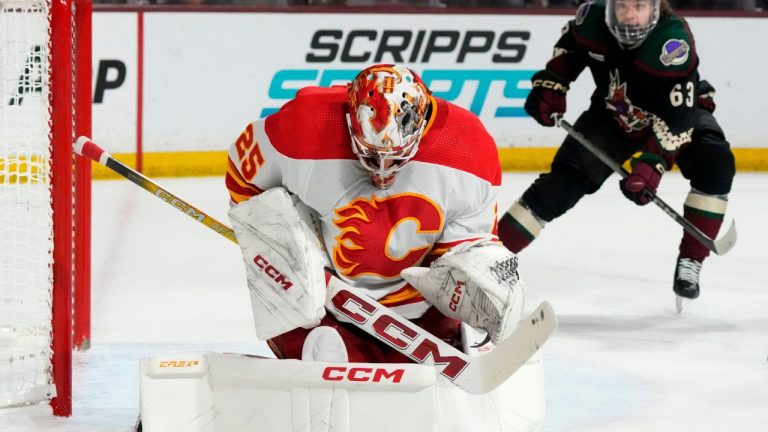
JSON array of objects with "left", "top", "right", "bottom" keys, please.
[{"left": 0, "top": 0, "right": 91, "bottom": 417}]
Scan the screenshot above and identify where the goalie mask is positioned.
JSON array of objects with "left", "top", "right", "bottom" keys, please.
[
  {"left": 606, "top": 0, "right": 661, "bottom": 46},
  {"left": 347, "top": 64, "right": 431, "bottom": 190}
]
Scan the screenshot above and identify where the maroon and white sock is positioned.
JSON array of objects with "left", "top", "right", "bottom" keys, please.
[
  {"left": 679, "top": 190, "right": 727, "bottom": 262},
  {"left": 498, "top": 201, "right": 546, "bottom": 253}
]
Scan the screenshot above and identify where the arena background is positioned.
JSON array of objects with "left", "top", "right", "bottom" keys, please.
[{"left": 83, "top": 6, "right": 767, "bottom": 178}]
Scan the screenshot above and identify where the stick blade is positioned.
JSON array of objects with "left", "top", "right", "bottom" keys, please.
[
  {"left": 713, "top": 220, "right": 737, "bottom": 255},
  {"left": 471, "top": 301, "right": 557, "bottom": 394}
]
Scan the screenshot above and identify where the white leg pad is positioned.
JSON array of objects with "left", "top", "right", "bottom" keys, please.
[
  {"left": 461, "top": 323, "right": 545, "bottom": 432},
  {"left": 498, "top": 352, "right": 545, "bottom": 432},
  {"left": 139, "top": 352, "right": 545, "bottom": 432}
]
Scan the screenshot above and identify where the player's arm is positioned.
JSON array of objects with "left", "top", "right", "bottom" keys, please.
[
  {"left": 225, "top": 116, "right": 286, "bottom": 205},
  {"left": 225, "top": 105, "right": 327, "bottom": 339},
  {"left": 423, "top": 122, "right": 503, "bottom": 264},
  {"left": 620, "top": 15, "right": 700, "bottom": 206},
  {"left": 545, "top": 14, "right": 589, "bottom": 83},
  {"left": 525, "top": 5, "right": 590, "bottom": 126},
  {"left": 696, "top": 78, "right": 716, "bottom": 113}
]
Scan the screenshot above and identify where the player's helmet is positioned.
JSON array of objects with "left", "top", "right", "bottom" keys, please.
[
  {"left": 347, "top": 64, "right": 431, "bottom": 190},
  {"left": 606, "top": 0, "right": 661, "bottom": 46}
]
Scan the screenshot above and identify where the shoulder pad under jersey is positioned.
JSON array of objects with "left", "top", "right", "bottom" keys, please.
[
  {"left": 634, "top": 14, "right": 697, "bottom": 77},
  {"left": 265, "top": 86, "right": 350, "bottom": 160},
  {"left": 415, "top": 99, "right": 501, "bottom": 186},
  {"left": 568, "top": 2, "right": 615, "bottom": 52}
]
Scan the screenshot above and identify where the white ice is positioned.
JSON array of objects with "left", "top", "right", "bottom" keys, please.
[{"left": 1, "top": 172, "right": 766, "bottom": 432}]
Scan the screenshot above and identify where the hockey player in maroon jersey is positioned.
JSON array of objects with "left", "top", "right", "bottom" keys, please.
[
  {"left": 225, "top": 64, "right": 526, "bottom": 364},
  {"left": 498, "top": 0, "right": 735, "bottom": 305}
]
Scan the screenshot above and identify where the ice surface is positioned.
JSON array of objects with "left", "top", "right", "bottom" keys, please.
[{"left": 1, "top": 172, "right": 766, "bottom": 431}]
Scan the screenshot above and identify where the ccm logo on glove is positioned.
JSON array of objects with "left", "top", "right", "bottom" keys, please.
[
  {"left": 253, "top": 255, "right": 293, "bottom": 290},
  {"left": 449, "top": 281, "right": 465, "bottom": 312},
  {"left": 531, "top": 78, "right": 568, "bottom": 93},
  {"left": 524, "top": 69, "right": 569, "bottom": 127}
]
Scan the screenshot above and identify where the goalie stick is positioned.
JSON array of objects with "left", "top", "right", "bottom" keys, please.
[
  {"left": 74, "top": 136, "right": 557, "bottom": 395},
  {"left": 555, "top": 116, "right": 737, "bottom": 256}
]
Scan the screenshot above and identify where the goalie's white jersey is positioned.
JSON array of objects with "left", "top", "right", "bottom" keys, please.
[{"left": 226, "top": 86, "right": 502, "bottom": 319}]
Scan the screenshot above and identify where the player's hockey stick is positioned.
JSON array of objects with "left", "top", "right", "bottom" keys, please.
[
  {"left": 74, "top": 136, "right": 557, "bottom": 395},
  {"left": 555, "top": 117, "right": 737, "bottom": 256},
  {"left": 73, "top": 138, "right": 236, "bottom": 244}
]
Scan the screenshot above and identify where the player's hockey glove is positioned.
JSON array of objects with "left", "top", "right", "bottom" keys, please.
[
  {"left": 524, "top": 69, "right": 569, "bottom": 127},
  {"left": 697, "top": 80, "right": 716, "bottom": 113},
  {"left": 620, "top": 153, "right": 666, "bottom": 206}
]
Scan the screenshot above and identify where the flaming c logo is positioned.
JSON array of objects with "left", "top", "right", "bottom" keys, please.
[{"left": 333, "top": 194, "right": 443, "bottom": 279}]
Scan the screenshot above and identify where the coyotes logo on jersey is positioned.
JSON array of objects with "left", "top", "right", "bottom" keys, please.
[
  {"left": 605, "top": 70, "right": 652, "bottom": 133},
  {"left": 333, "top": 193, "right": 444, "bottom": 279}
]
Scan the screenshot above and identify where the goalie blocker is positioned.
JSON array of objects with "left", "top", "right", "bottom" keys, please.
[{"left": 228, "top": 188, "right": 330, "bottom": 340}]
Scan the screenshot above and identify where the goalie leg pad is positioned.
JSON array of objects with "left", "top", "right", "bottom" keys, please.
[
  {"left": 228, "top": 188, "right": 329, "bottom": 340},
  {"left": 139, "top": 352, "right": 539, "bottom": 432},
  {"left": 401, "top": 242, "right": 525, "bottom": 344}
]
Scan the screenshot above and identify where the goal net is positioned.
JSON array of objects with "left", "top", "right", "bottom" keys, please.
[{"left": 0, "top": 0, "right": 91, "bottom": 416}]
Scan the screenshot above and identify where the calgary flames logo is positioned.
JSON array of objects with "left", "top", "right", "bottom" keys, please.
[{"left": 333, "top": 194, "right": 443, "bottom": 279}]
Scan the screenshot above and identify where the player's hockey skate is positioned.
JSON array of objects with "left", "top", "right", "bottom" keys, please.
[{"left": 674, "top": 255, "right": 702, "bottom": 313}]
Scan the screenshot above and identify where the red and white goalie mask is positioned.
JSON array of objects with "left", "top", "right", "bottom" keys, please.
[{"left": 347, "top": 64, "right": 431, "bottom": 189}]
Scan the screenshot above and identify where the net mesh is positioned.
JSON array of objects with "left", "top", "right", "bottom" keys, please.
[{"left": 0, "top": 0, "right": 55, "bottom": 407}]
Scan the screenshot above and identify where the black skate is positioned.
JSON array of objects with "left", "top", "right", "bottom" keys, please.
[{"left": 674, "top": 256, "right": 702, "bottom": 313}]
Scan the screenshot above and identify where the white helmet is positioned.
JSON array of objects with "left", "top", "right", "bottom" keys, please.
[
  {"left": 347, "top": 64, "right": 431, "bottom": 189},
  {"left": 606, "top": 0, "right": 661, "bottom": 46}
]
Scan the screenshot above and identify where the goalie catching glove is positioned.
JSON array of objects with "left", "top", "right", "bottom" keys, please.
[
  {"left": 401, "top": 241, "right": 525, "bottom": 345},
  {"left": 229, "top": 188, "right": 329, "bottom": 340}
]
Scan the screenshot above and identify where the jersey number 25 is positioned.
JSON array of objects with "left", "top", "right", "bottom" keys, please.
[{"left": 235, "top": 124, "right": 265, "bottom": 181}]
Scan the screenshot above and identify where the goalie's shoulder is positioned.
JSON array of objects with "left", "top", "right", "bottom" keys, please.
[
  {"left": 415, "top": 98, "right": 501, "bottom": 186},
  {"left": 264, "top": 86, "right": 353, "bottom": 160}
]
